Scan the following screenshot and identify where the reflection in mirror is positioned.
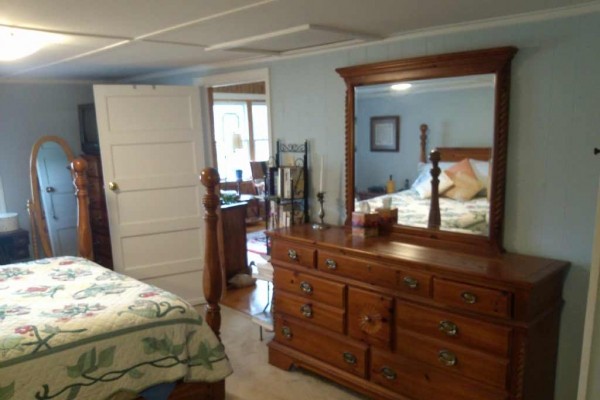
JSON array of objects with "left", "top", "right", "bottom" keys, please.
[
  {"left": 354, "top": 74, "right": 495, "bottom": 236},
  {"left": 337, "top": 47, "right": 517, "bottom": 253},
  {"left": 30, "top": 136, "right": 76, "bottom": 258}
]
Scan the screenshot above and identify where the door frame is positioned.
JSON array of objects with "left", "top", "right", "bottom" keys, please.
[
  {"left": 577, "top": 176, "right": 600, "bottom": 399},
  {"left": 194, "top": 68, "right": 273, "bottom": 168}
]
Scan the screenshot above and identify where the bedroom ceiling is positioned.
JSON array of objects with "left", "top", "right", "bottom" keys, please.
[{"left": 0, "top": 0, "right": 596, "bottom": 82}]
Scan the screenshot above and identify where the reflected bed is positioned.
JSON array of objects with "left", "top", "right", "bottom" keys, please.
[{"left": 356, "top": 189, "right": 489, "bottom": 234}]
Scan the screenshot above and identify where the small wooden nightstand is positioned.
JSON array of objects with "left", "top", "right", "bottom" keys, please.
[{"left": 0, "top": 229, "right": 30, "bottom": 265}]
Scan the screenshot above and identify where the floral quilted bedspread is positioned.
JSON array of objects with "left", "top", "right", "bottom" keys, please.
[
  {"left": 0, "top": 257, "right": 232, "bottom": 400},
  {"left": 356, "top": 190, "right": 489, "bottom": 234}
]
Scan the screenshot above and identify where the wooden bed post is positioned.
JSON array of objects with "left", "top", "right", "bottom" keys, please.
[
  {"left": 419, "top": 124, "right": 428, "bottom": 163},
  {"left": 71, "top": 158, "right": 93, "bottom": 260},
  {"left": 428, "top": 150, "right": 441, "bottom": 229},
  {"left": 200, "top": 168, "right": 223, "bottom": 339}
]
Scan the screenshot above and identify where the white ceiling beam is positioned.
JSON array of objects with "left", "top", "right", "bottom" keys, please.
[{"left": 205, "top": 23, "right": 382, "bottom": 52}]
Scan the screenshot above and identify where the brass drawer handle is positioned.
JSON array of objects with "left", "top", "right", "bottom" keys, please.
[
  {"left": 403, "top": 276, "right": 419, "bottom": 289},
  {"left": 288, "top": 249, "right": 298, "bottom": 260},
  {"left": 325, "top": 258, "right": 337, "bottom": 270},
  {"left": 380, "top": 366, "right": 397, "bottom": 381},
  {"left": 281, "top": 326, "right": 293, "bottom": 340},
  {"left": 438, "top": 350, "right": 457, "bottom": 367},
  {"left": 299, "top": 281, "right": 313, "bottom": 294},
  {"left": 461, "top": 291, "right": 477, "bottom": 304},
  {"left": 439, "top": 320, "right": 458, "bottom": 336},
  {"left": 342, "top": 352, "right": 357, "bottom": 365},
  {"left": 300, "top": 304, "right": 313, "bottom": 318}
]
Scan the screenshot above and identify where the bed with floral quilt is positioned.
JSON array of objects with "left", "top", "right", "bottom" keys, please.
[{"left": 0, "top": 256, "right": 232, "bottom": 400}]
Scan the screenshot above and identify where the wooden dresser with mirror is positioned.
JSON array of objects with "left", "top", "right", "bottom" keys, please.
[{"left": 267, "top": 47, "right": 570, "bottom": 400}]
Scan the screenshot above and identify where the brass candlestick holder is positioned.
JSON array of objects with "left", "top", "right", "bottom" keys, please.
[{"left": 312, "top": 192, "right": 329, "bottom": 230}]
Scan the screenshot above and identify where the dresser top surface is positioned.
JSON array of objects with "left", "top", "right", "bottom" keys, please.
[{"left": 269, "top": 225, "right": 569, "bottom": 286}]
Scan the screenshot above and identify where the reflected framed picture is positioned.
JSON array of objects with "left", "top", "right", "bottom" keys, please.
[{"left": 370, "top": 116, "right": 400, "bottom": 152}]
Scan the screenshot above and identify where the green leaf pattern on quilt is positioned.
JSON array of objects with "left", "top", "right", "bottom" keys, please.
[
  {"left": 119, "top": 300, "right": 187, "bottom": 319},
  {"left": 36, "top": 332, "right": 226, "bottom": 399},
  {"left": 0, "top": 382, "right": 14, "bottom": 400}
]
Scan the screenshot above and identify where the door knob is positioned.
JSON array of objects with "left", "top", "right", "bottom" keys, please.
[
  {"left": 45, "top": 186, "right": 55, "bottom": 193},
  {"left": 108, "top": 182, "right": 119, "bottom": 191}
]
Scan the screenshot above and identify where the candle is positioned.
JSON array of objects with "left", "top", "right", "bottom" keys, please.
[{"left": 319, "top": 155, "right": 324, "bottom": 193}]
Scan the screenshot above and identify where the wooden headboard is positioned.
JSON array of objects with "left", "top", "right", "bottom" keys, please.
[
  {"left": 418, "top": 124, "right": 492, "bottom": 230},
  {"left": 419, "top": 124, "right": 492, "bottom": 163}
]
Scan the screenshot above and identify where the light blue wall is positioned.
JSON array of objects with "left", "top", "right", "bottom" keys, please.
[
  {"left": 355, "top": 87, "right": 494, "bottom": 192},
  {"left": 142, "top": 10, "right": 600, "bottom": 399},
  {"left": 0, "top": 83, "right": 94, "bottom": 231}
]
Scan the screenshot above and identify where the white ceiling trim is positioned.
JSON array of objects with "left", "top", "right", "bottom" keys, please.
[
  {"left": 133, "top": 0, "right": 275, "bottom": 42},
  {"left": 204, "top": 24, "right": 382, "bottom": 52},
  {"left": 3, "top": 40, "right": 130, "bottom": 79},
  {"left": 129, "top": 0, "right": 600, "bottom": 83}
]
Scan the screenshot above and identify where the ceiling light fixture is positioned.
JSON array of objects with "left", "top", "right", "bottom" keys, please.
[
  {"left": 391, "top": 83, "right": 412, "bottom": 91},
  {"left": 0, "top": 27, "right": 62, "bottom": 61}
]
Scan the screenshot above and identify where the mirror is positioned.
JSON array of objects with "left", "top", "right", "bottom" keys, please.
[
  {"left": 337, "top": 47, "right": 517, "bottom": 253},
  {"left": 29, "top": 136, "right": 77, "bottom": 257}
]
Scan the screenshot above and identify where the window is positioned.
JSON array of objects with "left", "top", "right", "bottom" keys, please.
[{"left": 212, "top": 99, "right": 269, "bottom": 181}]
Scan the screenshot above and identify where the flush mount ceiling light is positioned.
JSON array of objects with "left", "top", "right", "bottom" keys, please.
[
  {"left": 390, "top": 83, "right": 412, "bottom": 91},
  {"left": 0, "top": 27, "right": 62, "bottom": 61}
]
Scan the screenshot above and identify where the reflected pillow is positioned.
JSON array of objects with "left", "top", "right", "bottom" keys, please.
[
  {"left": 414, "top": 171, "right": 454, "bottom": 199},
  {"left": 469, "top": 159, "right": 491, "bottom": 197},
  {"left": 411, "top": 161, "right": 455, "bottom": 191},
  {"left": 444, "top": 159, "right": 483, "bottom": 202}
]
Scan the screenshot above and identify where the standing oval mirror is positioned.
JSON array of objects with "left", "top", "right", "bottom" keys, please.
[
  {"left": 29, "top": 136, "right": 78, "bottom": 257},
  {"left": 337, "top": 47, "right": 517, "bottom": 253}
]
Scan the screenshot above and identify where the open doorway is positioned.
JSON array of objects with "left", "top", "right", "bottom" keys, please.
[{"left": 197, "top": 70, "right": 272, "bottom": 319}]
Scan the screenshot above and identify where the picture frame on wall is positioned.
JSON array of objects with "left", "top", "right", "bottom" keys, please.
[{"left": 370, "top": 116, "right": 399, "bottom": 152}]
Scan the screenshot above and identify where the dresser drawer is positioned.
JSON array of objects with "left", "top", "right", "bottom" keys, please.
[
  {"left": 275, "top": 291, "right": 345, "bottom": 334},
  {"left": 274, "top": 315, "right": 368, "bottom": 378},
  {"left": 396, "top": 329, "right": 509, "bottom": 389},
  {"left": 318, "top": 251, "right": 431, "bottom": 297},
  {"left": 397, "top": 301, "right": 511, "bottom": 356},
  {"left": 271, "top": 240, "right": 316, "bottom": 269},
  {"left": 370, "top": 349, "right": 507, "bottom": 400},
  {"left": 433, "top": 279, "right": 512, "bottom": 318},
  {"left": 348, "top": 287, "right": 393, "bottom": 349},
  {"left": 273, "top": 268, "right": 345, "bottom": 308}
]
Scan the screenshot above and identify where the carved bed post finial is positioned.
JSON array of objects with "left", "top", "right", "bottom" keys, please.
[
  {"left": 200, "top": 168, "right": 223, "bottom": 339},
  {"left": 71, "top": 158, "right": 93, "bottom": 260},
  {"left": 420, "top": 124, "right": 428, "bottom": 164},
  {"left": 428, "top": 149, "right": 441, "bottom": 230}
]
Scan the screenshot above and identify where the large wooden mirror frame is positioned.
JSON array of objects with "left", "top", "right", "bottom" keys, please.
[{"left": 337, "top": 47, "right": 517, "bottom": 253}]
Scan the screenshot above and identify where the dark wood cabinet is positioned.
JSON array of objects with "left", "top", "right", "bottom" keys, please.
[
  {"left": 82, "top": 154, "right": 113, "bottom": 269},
  {"left": 217, "top": 202, "right": 249, "bottom": 281},
  {"left": 268, "top": 225, "right": 569, "bottom": 400},
  {"left": 0, "top": 229, "right": 30, "bottom": 265}
]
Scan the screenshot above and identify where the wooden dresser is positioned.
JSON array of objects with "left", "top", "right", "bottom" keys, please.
[
  {"left": 268, "top": 225, "right": 569, "bottom": 400},
  {"left": 82, "top": 154, "right": 113, "bottom": 269}
]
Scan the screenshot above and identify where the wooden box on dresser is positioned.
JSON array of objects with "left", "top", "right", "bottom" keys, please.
[
  {"left": 82, "top": 154, "right": 113, "bottom": 269},
  {"left": 268, "top": 225, "right": 569, "bottom": 400}
]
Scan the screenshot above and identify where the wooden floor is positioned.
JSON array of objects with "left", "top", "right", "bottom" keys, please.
[
  {"left": 222, "top": 278, "right": 271, "bottom": 316},
  {"left": 221, "top": 222, "right": 270, "bottom": 316}
]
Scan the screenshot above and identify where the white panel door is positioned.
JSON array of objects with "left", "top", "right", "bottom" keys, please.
[{"left": 93, "top": 85, "right": 206, "bottom": 303}]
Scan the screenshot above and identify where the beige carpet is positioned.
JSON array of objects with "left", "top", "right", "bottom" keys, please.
[{"left": 216, "top": 306, "right": 369, "bottom": 400}]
